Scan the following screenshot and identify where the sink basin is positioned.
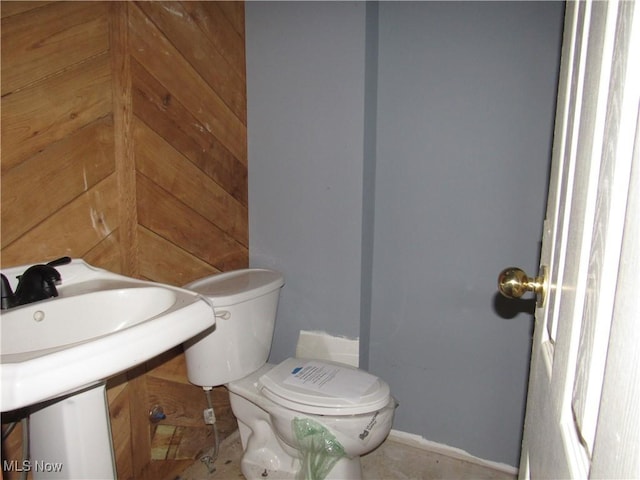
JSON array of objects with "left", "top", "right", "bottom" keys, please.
[{"left": 0, "top": 259, "right": 215, "bottom": 412}]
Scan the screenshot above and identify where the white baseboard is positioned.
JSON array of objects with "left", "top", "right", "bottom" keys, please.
[{"left": 387, "top": 429, "right": 519, "bottom": 476}]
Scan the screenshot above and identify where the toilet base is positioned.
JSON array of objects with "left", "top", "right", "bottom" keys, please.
[
  {"left": 240, "top": 452, "right": 296, "bottom": 480},
  {"left": 237, "top": 416, "right": 364, "bottom": 480},
  {"left": 240, "top": 452, "right": 363, "bottom": 480},
  {"left": 300, "top": 456, "right": 363, "bottom": 480}
]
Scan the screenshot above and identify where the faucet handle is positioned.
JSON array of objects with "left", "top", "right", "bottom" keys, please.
[
  {"left": 1, "top": 274, "right": 17, "bottom": 310},
  {"left": 47, "top": 256, "right": 72, "bottom": 267}
]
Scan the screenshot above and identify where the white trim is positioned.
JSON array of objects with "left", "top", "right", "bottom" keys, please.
[
  {"left": 387, "top": 429, "right": 519, "bottom": 476},
  {"left": 295, "top": 330, "right": 360, "bottom": 367}
]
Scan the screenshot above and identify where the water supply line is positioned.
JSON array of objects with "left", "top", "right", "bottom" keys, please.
[{"left": 199, "top": 387, "right": 220, "bottom": 473}]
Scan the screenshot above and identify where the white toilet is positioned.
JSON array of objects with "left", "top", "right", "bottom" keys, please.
[{"left": 183, "top": 269, "right": 396, "bottom": 480}]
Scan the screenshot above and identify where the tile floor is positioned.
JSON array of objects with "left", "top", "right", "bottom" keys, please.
[{"left": 177, "top": 430, "right": 517, "bottom": 480}]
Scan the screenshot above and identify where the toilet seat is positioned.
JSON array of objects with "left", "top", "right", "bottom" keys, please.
[{"left": 259, "top": 358, "right": 391, "bottom": 415}]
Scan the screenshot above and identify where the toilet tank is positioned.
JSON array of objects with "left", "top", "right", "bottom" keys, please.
[{"left": 182, "top": 269, "right": 284, "bottom": 387}]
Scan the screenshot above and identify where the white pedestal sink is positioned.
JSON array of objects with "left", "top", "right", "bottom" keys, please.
[{"left": 1, "top": 259, "right": 216, "bottom": 479}]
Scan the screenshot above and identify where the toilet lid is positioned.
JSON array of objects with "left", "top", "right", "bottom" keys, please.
[{"left": 259, "top": 358, "right": 391, "bottom": 415}]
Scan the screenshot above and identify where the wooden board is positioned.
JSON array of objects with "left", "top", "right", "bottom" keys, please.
[
  {"left": 135, "top": 1, "right": 246, "bottom": 124},
  {"left": 128, "top": 3, "right": 246, "bottom": 164},
  {"left": 1, "top": 117, "right": 115, "bottom": 248},
  {"left": 1, "top": 53, "right": 112, "bottom": 172},
  {"left": 135, "top": 118, "right": 248, "bottom": 244},
  {"left": 131, "top": 56, "right": 247, "bottom": 205},
  {"left": 0, "top": 2, "right": 109, "bottom": 95}
]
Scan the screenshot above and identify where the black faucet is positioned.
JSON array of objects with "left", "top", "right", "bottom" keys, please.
[{"left": 1, "top": 257, "right": 71, "bottom": 310}]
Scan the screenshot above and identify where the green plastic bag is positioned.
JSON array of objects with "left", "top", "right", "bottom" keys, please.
[{"left": 292, "top": 417, "right": 346, "bottom": 480}]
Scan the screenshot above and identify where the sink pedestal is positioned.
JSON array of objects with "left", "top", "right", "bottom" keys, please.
[{"left": 29, "top": 383, "right": 116, "bottom": 479}]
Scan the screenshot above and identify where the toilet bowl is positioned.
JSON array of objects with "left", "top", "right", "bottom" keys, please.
[
  {"left": 182, "top": 269, "right": 396, "bottom": 480},
  {"left": 230, "top": 359, "right": 396, "bottom": 479}
]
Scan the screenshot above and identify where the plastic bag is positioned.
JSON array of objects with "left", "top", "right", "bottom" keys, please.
[{"left": 292, "top": 417, "right": 346, "bottom": 480}]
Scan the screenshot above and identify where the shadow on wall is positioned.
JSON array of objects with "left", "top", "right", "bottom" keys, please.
[{"left": 493, "top": 293, "right": 536, "bottom": 320}]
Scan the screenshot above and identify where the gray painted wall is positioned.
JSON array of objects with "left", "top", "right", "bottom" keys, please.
[
  {"left": 246, "top": 1, "right": 564, "bottom": 467},
  {"left": 246, "top": 2, "right": 367, "bottom": 358},
  {"left": 370, "top": 2, "right": 564, "bottom": 466}
]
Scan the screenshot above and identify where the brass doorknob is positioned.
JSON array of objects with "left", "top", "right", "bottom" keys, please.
[{"left": 497, "top": 267, "right": 547, "bottom": 306}]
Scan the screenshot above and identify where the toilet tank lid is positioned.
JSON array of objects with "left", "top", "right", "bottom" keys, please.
[{"left": 184, "top": 269, "right": 284, "bottom": 306}]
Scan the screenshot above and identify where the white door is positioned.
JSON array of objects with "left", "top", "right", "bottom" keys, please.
[{"left": 498, "top": 1, "right": 640, "bottom": 478}]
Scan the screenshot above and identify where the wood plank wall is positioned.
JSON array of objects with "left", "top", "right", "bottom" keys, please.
[{"left": 1, "top": 2, "right": 247, "bottom": 479}]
